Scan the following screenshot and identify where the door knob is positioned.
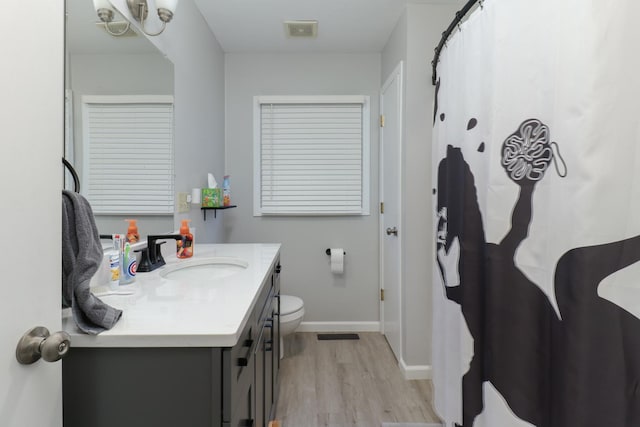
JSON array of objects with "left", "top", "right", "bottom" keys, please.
[
  {"left": 16, "top": 326, "right": 71, "bottom": 365},
  {"left": 386, "top": 226, "right": 398, "bottom": 236}
]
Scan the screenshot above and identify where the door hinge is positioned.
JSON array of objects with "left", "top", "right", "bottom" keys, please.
[
  {"left": 380, "top": 289, "right": 385, "bottom": 301},
  {"left": 380, "top": 202, "right": 384, "bottom": 214},
  {"left": 380, "top": 115, "right": 385, "bottom": 127}
]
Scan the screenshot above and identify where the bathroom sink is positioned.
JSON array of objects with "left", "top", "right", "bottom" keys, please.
[{"left": 160, "top": 257, "right": 248, "bottom": 281}]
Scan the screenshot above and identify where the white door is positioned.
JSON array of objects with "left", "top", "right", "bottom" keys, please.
[
  {"left": 0, "top": 2, "right": 65, "bottom": 427},
  {"left": 380, "top": 62, "right": 403, "bottom": 362}
]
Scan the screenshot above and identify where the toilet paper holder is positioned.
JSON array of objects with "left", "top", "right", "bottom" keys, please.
[{"left": 325, "top": 248, "right": 346, "bottom": 255}]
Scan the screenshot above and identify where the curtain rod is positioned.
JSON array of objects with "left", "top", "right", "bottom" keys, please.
[{"left": 431, "top": 0, "right": 480, "bottom": 85}]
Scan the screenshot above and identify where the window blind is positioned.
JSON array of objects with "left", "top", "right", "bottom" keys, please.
[
  {"left": 82, "top": 97, "right": 174, "bottom": 215},
  {"left": 255, "top": 96, "right": 370, "bottom": 215}
]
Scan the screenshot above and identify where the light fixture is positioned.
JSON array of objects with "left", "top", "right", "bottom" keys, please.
[{"left": 93, "top": 0, "right": 178, "bottom": 37}]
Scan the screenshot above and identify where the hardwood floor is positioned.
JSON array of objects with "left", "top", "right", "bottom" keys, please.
[{"left": 275, "top": 332, "right": 442, "bottom": 427}]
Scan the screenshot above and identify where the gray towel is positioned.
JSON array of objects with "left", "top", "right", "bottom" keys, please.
[{"left": 62, "top": 190, "right": 122, "bottom": 334}]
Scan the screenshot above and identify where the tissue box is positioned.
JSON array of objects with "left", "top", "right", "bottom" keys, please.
[{"left": 201, "top": 188, "right": 222, "bottom": 207}]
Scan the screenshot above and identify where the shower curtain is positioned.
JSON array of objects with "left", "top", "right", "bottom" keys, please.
[{"left": 431, "top": 1, "right": 640, "bottom": 426}]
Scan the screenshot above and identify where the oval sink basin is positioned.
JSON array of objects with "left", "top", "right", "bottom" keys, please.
[{"left": 160, "top": 257, "right": 248, "bottom": 281}]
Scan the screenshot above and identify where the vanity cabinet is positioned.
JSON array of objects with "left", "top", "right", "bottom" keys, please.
[{"left": 62, "top": 256, "right": 281, "bottom": 427}]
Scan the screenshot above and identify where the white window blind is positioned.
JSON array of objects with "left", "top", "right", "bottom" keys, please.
[
  {"left": 254, "top": 96, "right": 370, "bottom": 216},
  {"left": 82, "top": 95, "right": 174, "bottom": 215}
]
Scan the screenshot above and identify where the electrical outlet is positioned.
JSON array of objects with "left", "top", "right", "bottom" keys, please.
[{"left": 177, "top": 192, "right": 190, "bottom": 213}]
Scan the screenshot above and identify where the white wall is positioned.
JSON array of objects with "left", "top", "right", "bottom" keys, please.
[
  {"left": 68, "top": 53, "right": 174, "bottom": 236},
  {"left": 111, "top": 0, "right": 227, "bottom": 243},
  {"left": 225, "top": 53, "right": 381, "bottom": 325},
  {"left": 382, "top": 3, "right": 460, "bottom": 368},
  {"left": 382, "top": 11, "right": 407, "bottom": 87}
]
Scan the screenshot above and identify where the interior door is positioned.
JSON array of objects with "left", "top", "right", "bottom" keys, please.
[
  {"left": 0, "top": 2, "right": 65, "bottom": 427},
  {"left": 380, "top": 62, "right": 404, "bottom": 362}
]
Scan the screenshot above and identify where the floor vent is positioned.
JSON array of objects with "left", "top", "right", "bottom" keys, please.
[{"left": 317, "top": 333, "right": 360, "bottom": 340}]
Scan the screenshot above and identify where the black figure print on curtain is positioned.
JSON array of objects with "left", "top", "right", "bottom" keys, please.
[{"left": 435, "top": 119, "right": 640, "bottom": 427}]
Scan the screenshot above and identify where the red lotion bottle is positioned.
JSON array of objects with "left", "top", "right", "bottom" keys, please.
[{"left": 176, "top": 219, "right": 193, "bottom": 259}]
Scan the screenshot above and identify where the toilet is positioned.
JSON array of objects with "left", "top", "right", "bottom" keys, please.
[{"left": 279, "top": 294, "right": 305, "bottom": 358}]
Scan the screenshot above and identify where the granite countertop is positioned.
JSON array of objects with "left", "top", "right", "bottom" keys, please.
[{"left": 62, "top": 243, "right": 281, "bottom": 348}]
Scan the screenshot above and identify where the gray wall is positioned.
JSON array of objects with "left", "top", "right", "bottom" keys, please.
[
  {"left": 224, "top": 53, "right": 381, "bottom": 324},
  {"left": 382, "top": 3, "right": 460, "bottom": 367},
  {"left": 381, "top": 11, "right": 407, "bottom": 86},
  {"left": 112, "top": 0, "right": 227, "bottom": 243},
  {"left": 68, "top": 53, "right": 174, "bottom": 236}
]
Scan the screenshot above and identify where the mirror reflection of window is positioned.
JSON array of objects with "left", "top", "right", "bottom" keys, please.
[{"left": 82, "top": 95, "right": 174, "bottom": 215}]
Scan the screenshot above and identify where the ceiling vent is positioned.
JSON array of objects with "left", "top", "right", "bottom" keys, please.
[
  {"left": 284, "top": 20, "right": 318, "bottom": 38},
  {"left": 95, "top": 21, "right": 139, "bottom": 37}
]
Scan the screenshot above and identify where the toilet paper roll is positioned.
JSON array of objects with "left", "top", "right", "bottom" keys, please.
[
  {"left": 191, "top": 188, "right": 201, "bottom": 204},
  {"left": 330, "top": 248, "right": 344, "bottom": 274}
]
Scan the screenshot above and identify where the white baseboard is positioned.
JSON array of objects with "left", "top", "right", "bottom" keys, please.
[
  {"left": 297, "top": 321, "right": 381, "bottom": 333},
  {"left": 400, "top": 359, "right": 432, "bottom": 380}
]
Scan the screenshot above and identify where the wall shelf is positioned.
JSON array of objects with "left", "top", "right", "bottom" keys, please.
[{"left": 201, "top": 205, "right": 237, "bottom": 220}]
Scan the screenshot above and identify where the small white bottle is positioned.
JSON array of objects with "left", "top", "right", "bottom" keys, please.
[{"left": 107, "top": 250, "right": 120, "bottom": 288}]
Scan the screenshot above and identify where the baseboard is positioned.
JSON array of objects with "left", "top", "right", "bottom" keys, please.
[
  {"left": 297, "top": 321, "right": 381, "bottom": 333},
  {"left": 399, "top": 359, "right": 432, "bottom": 380}
]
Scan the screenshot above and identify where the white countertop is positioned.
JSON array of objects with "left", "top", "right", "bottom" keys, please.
[{"left": 63, "top": 243, "right": 281, "bottom": 348}]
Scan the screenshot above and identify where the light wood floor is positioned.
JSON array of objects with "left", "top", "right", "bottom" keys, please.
[{"left": 275, "top": 332, "right": 442, "bottom": 427}]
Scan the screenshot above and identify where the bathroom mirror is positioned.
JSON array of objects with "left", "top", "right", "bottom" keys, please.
[{"left": 65, "top": 0, "right": 175, "bottom": 236}]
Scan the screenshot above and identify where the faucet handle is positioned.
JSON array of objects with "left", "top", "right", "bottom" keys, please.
[
  {"left": 155, "top": 241, "right": 166, "bottom": 265},
  {"left": 135, "top": 246, "right": 153, "bottom": 272}
]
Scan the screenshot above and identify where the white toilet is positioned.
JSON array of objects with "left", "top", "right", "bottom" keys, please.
[{"left": 279, "top": 294, "right": 305, "bottom": 358}]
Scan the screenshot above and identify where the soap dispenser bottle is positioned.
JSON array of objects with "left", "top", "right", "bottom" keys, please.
[
  {"left": 176, "top": 219, "right": 193, "bottom": 259},
  {"left": 125, "top": 219, "right": 140, "bottom": 243}
]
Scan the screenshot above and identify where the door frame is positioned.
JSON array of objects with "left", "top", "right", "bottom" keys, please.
[{"left": 379, "top": 61, "right": 404, "bottom": 352}]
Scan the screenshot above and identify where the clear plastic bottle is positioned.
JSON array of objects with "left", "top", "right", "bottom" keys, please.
[
  {"left": 107, "top": 250, "right": 120, "bottom": 288},
  {"left": 222, "top": 175, "right": 231, "bottom": 207}
]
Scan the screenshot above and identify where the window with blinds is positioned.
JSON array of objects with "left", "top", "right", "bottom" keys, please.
[
  {"left": 82, "top": 95, "right": 174, "bottom": 215},
  {"left": 253, "top": 96, "right": 370, "bottom": 216}
]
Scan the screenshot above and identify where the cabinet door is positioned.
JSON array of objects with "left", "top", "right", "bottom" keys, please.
[
  {"left": 229, "top": 381, "right": 254, "bottom": 427},
  {"left": 273, "top": 263, "right": 281, "bottom": 377},
  {"left": 254, "top": 326, "right": 265, "bottom": 427},
  {"left": 264, "top": 312, "right": 274, "bottom": 424},
  {"left": 223, "top": 321, "right": 255, "bottom": 424}
]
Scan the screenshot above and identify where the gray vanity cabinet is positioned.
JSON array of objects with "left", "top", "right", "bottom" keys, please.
[
  {"left": 249, "top": 259, "right": 281, "bottom": 427},
  {"left": 269, "top": 262, "right": 281, "bottom": 419},
  {"left": 63, "top": 258, "right": 281, "bottom": 427}
]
